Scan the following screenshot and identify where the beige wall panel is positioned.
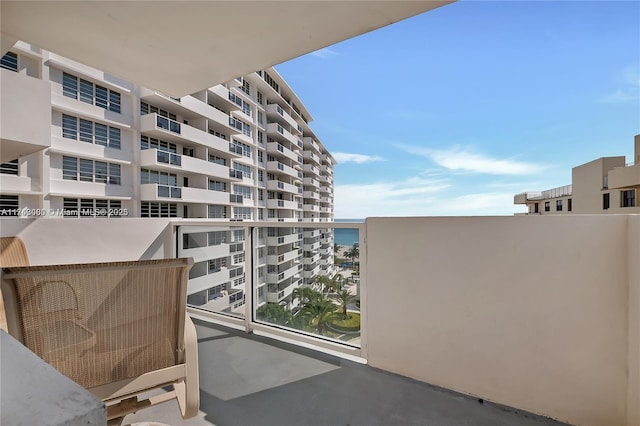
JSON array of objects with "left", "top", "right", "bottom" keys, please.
[{"left": 365, "top": 216, "right": 629, "bottom": 426}]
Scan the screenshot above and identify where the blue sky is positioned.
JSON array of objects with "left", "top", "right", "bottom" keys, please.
[{"left": 276, "top": 0, "right": 640, "bottom": 218}]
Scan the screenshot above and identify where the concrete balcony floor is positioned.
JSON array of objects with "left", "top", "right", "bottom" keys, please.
[{"left": 124, "top": 319, "right": 567, "bottom": 426}]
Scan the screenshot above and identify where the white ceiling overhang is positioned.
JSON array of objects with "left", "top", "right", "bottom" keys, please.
[{"left": 1, "top": 1, "right": 453, "bottom": 96}]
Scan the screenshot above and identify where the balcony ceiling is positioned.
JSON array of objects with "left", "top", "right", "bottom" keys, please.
[{"left": 1, "top": 1, "right": 452, "bottom": 97}]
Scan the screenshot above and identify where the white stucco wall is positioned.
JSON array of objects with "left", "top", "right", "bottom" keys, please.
[
  {"left": 0, "top": 218, "right": 174, "bottom": 264},
  {"left": 364, "top": 215, "right": 635, "bottom": 426}
]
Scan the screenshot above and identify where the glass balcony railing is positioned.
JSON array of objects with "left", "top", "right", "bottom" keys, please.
[
  {"left": 177, "top": 223, "right": 361, "bottom": 347},
  {"left": 156, "top": 115, "right": 181, "bottom": 134},
  {"left": 229, "top": 169, "right": 243, "bottom": 179},
  {"left": 156, "top": 150, "right": 182, "bottom": 166},
  {"left": 158, "top": 185, "right": 182, "bottom": 198}
]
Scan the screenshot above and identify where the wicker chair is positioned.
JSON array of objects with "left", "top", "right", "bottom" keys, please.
[{"left": 0, "top": 241, "right": 198, "bottom": 424}]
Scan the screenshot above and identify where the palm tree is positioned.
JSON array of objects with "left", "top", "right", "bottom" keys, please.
[
  {"left": 292, "top": 286, "right": 322, "bottom": 306},
  {"left": 315, "top": 274, "right": 345, "bottom": 295},
  {"left": 299, "top": 298, "right": 338, "bottom": 335},
  {"left": 332, "top": 289, "right": 357, "bottom": 319},
  {"left": 345, "top": 245, "right": 359, "bottom": 265},
  {"left": 345, "top": 245, "right": 360, "bottom": 273},
  {"left": 256, "top": 303, "right": 292, "bottom": 326}
]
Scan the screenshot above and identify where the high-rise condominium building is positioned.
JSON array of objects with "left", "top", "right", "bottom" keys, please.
[
  {"left": 0, "top": 42, "right": 336, "bottom": 314},
  {"left": 514, "top": 135, "right": 640, "bottom": 215}
]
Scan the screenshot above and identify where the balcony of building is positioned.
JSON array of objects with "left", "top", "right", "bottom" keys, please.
[
  {"left": 266, "top": 279, "right": 299, "bottom": 304},
  {"left": 303, "top": 163, "right": 320, "bottom": 177},
  {"left": 266, "top": 179, "right": 300, "bottom": 195},
  {"left": 266, "top": 160, "right": 299, "bottom": 179},
  {"left": 0, "top": 173, "right": 38, "bottom": 194},
  {"left": 267, "top": 141, "right": 299, "bottom": 163},
  {"left": 139, "top": 113, "right": 235, "bottom": 157},
  {"left": 303, "top": 136, "right": 321, "bottom": 152},
  {"left": 265, "top": 103, "right": 299, "bottom": 130},
  {"left": 205, "top": 85, "right": 240, "bottom": 111},
  {"left": 266, "top": 122, "right": 298, "bottom": 146},
  {"left": 266, "top": 232, "right": 301, "bottom": 246},
  {"left": 303, "top": 150, "right": 321, "bottom": 165},
  {"left": 608, "top": 162, "right": 640, "bottom": 190},
  {"left": 2, "top": 217, "right": 639, "bottom": 426},
  {"left": 266, "top": 198, "right": 298, "bottom": 210},
  {"left": 266, "top": 247, "right": 301, "bottom": 265},
  {"left": 304, "top": 190, "right": 320, "bottom": 200},
  {"left": 139, "top": 88, "right": 194, "bottom": 117},
  {"left": 266, "top": 263, "right": 301, "bottom": 284},
  {"left": 304, "top": 177, "right": 320, "bottom": 189},
  {"left": 0, "top": 68, "right": 52, "bottom": 162}
]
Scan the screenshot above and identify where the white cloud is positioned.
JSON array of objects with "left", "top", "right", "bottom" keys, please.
[
  {"left": 308, "top": 47, "right": 338, "bottom": 59},
  {"left": 334, "top": 177, "right": 451, "bottom": 218},
  {"left": 334, "top": 176, "right": 523, "bottom": 218},
  {"left": 333, "top": 152, "right": 384, "bottom": 164},
  {"left": 598, "top": 89, "right": 639, "bottom": 103},
  {"left": 598, "top": 64, "right": 640, "bottom": 103},
  {"left": 396, "top": 144, "right": 542, "bottom": 175}
]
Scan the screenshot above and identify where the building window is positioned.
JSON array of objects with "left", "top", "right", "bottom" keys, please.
[
  {"left": 257, "top": 111, "right": 264, "bottom": 126},
  {"left": 208, "top": 257, "right": 227, "bottom": 273},
  {"left": 603, "top": 193, "right": 610, "bottom": 210},
  {"left": 209, "top": 180, "right": 226, "bottom": 192},
  {"left": 231, "top": 140, "right": 251, "bottom": 158},
  {"left": 544, "top": 201, "right": 550, "bottom": 212},
  {"left": 242, "top": 100, "right": 251, "bottom": 117},
  {"left": 241, "top": 79, "right": 250, "bottom": 96},
  {"left": 0, "top": 195, "right": 19, "bottom": 216},
  {"left": 62, "top": 114, "right": 121, "bottom": 148},
  {"left": 568, "top": 198, "right": 572, "bottom": 212},
  {"left": 233, "top": 207, "right": 251, "bottom": 220},
  {"left": 210, "top": 129, "right": 227, "bottom": 141},
  {"left": 140, "top": 102, "right": 176, "bottom": 120},
  {"left": 209, "top": 154, "right": 226, "bottom": 166},
  {"left": 208, "top": 205, "right": 227, "bottom": 219},
  {"left": 1, "top": 51, "right": 18, "bottom": 72},
  {"left": 263, "top": 71, "right": 279, "bottom": 93},
  {"left": 140, "top": 202, "right": 177, "bottom": 217},
  {"left": 258, "top": 131, "right": 264, "bottom": 145},
  {"left": 232, "top": 162, "right": 252, "bottom": 178},
  {"left": 257, "top": 91, "right": 263, "bottom": 105},
  {"left": 621, "top": 189, "right": 636, "bottom": 207},
  {"left": 62, "top": 156, "right": 121, "bottom": 184},
  {"left": 232, "top": 229, "right": 245, "bottom": 242},
  {"left": 242, "top": 121, "right": 251, "bottom": 137},
  {"left": 556, "top": 200, "right": 563, "bottom": 211},
  {"left": 233, "top": 185, "right": 252, "bottom": 199},
  {"left": 208, "top": 231, "right": 226, "bottom": 246},
  {"left": 0, "top": 159, "right": 19, "bottom": 175},
  {"left": 140, "top": 135, "right": 176, "bottom": 153},
  {"left": 62, "top": 72, "right": 121, "bottom": 113},
  {"left": 62, "top": 198, "right": 122, "bottom": 218},
  {"left": 141, "top": 169, "right": 177, "bottom": 186}
]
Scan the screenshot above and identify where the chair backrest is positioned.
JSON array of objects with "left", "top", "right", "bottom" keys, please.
[
  {"left": 1, "top": 258, "right": 193, "bottom": 390},
  {"left": 0, "top": 237, "right": 30, "bottom": 267}
]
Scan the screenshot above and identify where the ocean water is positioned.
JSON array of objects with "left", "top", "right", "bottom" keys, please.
[{"left": 334, "top": 219, "right": 363, "bottom": 247}]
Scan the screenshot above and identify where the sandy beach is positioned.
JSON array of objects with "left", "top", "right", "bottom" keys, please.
[{"left": 335, "top": 244, "right": 358, "bottom": 259}]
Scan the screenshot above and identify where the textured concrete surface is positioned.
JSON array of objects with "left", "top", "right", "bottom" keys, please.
[
  {"left": 124, "top": 320, "right": 570, "bottom": 426},
  {"left": 1, "top": 331, "right": 106, "bottom": 426}
]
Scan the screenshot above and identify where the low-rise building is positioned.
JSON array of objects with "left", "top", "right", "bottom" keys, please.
[{"left": 514, "top": 135, "right": 640, "bottom": 214}]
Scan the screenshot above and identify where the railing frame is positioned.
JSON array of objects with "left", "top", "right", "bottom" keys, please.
[{"left": 173, "top": 220, "right": 366, "bottom": 361}]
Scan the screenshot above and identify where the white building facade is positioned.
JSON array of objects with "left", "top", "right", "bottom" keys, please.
[{"left": 0, "top": 42, "right": 336, "bottom": 314}]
